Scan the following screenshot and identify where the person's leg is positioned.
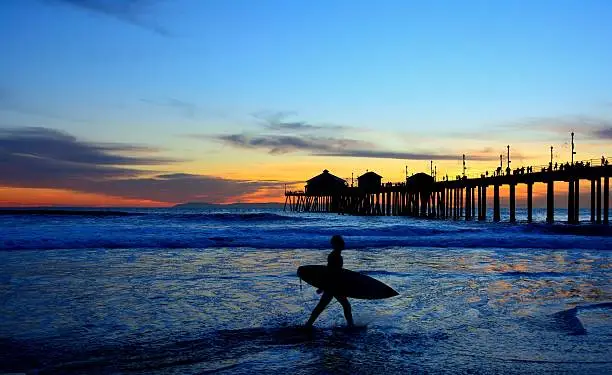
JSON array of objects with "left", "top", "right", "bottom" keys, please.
[
  {"left": 305, "top": 292, "right": 333, "bottom": 327},
  {"left": 335, "top": 296, "right": 354, "bottom": 327}
]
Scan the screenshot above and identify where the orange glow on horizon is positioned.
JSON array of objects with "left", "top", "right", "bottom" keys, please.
[
  {"left": 231, "top": 187, "right": 286, "bottom": 203},
  {"left": 0, "top": 187, "right": 171, "bottom": 207}
]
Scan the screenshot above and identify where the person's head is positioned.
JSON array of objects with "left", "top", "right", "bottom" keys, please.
[{"left": 330, "top": 235, "right": 345, "bottom": 251}]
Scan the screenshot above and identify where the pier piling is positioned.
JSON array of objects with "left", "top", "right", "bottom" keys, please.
[
  {"left": 493, "top": 185, "right": 500, "bottom": 222},
  {"left": 471, "top": 187, "right": 476, "bottom": 219},
  {"left": 466, "top": 187, "right": 472, "bottom": 220},
  {"left": 527, "top": 183, "right": 533, "bottom": 223},
  {"left": 574, "top": 179, "right": 580, "bottom": 224},
  {"left": 547, "top": 180, "right": 554, "bottom": 223},
  {"left": 605, "top": 177, "right": 609, "bottom": 224},
  {"left": 591, "top": 180, "right": 596, "bottom": 222},
  {"left": 597, "top": 178, "right": 602, "bottom": 223},
  {"left": 481, "top": 186, "right": 487, "bottom": 221},
  {"left": 568, "top": 179, "right": 575, "bottom": 224}
]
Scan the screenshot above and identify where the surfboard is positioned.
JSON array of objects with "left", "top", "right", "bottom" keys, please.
[{"left": 297, "top": 265, "right": 399, "bottom": 300}]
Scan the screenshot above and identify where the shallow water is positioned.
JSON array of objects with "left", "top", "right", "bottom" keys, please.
[{"left": 0, "top": 209, "right": 611, "bottom": 374}]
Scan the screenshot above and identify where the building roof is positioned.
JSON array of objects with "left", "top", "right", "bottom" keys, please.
[
  {"left": 406, "top": 172, "right": 434, "bottom": 187},
  {"left": 358, "top": 171, "right": 383, "bottom": 179},
  {"left": 306, "top": 169, "right": 347, "bottom": 185}
]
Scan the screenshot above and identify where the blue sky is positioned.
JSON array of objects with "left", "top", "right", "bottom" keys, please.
[{"left": 0, "top": 0, "right": 611, "bottom": 204}]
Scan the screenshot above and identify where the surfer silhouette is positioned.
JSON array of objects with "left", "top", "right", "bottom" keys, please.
[{"left": 305, "top": 235, "right": 354, "bottom": 328}]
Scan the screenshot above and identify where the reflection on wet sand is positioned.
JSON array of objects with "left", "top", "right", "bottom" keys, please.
[{"left": 0, "top": 246, "right": 610, "bottom": 374}]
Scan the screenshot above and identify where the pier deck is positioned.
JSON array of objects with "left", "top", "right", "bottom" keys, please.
[{"left": 285, "top": 164, "right": 611, "bottom": 224}]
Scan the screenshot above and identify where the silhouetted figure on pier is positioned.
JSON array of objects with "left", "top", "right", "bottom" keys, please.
[
  {"left": 602, "top": 156, "right": 606, "bottom": 166},
  {"left": 305, "top": 235, "right": 354, "bottom": 328}
]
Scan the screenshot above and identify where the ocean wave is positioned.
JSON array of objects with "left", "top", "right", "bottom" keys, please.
[
  {"left": 0, "top": 210, "right": 297, "bottom": 222},
  {"left": 3, "top": 230, "right": 612, "bottom": 251},
  {"left": 152, "top": 212, "right": 300, "bottom": 222},
  {"left": 521, "top": 223, "right": 612, "bottom": 237},
  {"left": 1, "top": 208, "right": 611, "bottom": 251}
]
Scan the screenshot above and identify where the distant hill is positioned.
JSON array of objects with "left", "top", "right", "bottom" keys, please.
[{"left": 173, "top": 202, "right": 284, "bottom": 209}]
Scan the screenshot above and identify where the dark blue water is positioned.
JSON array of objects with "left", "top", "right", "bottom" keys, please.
[{"left": 1, "top": 208, "right": 610, "bottom": 374}]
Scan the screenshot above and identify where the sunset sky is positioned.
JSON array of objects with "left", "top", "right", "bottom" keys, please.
[{"left": 1, "top": 0, "right": 611, "bottom": 206}]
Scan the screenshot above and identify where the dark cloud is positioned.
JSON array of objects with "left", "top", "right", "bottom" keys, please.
[
  {"left": 0, "top": 127, "right": 174, "bottom": 166},
  {"left": 216, "top": 133, "right": 374, "bottom": 155},
  {"left": 0, "top": 126, "right": 287, "bottom": 203},
  {"left": 81, "top": 174, "right": 281, "bottom": 203},
  {"left": 47, "top": 0, "right": 171, "bottom": 36}
]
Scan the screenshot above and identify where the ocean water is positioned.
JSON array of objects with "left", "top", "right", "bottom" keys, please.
[{"left": 0, "top": 208, "right": 610, "bottom": 374}]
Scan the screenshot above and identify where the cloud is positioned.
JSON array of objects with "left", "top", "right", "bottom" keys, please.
[
  {"left": 254, "top": 111, "right": 349, "bottom": 132},
  {"left": 215, "top": 133, "right": 374, "bottom": 155},
  {"left": 0, "top": 127, "right": 174, "bottom": 166},
  {"left": 442, "top": 115, "right": 612, "bottom": 145},
  {"left": 79, "top": 174, "right": 282, "bottom": 203},
  {"left": 47, "top": 0, "right": 171, "bottom": 36},
  {"left": 593, "top": 127, "right": 612, "bottom": 139},
  {"left": 318, "top": 150, "right": 498, "bottom": 161},
  {"left": 507, "top": 116, "right": 612, "bottom": 141},
  {"left": 198, "top": 110, "right": 506, "bottom": 161},
  {"left": 213, "top": 132, "right": 501, "bottom": 161},
  {"left": 0, "top": 126, "right": 289, "bottom": 203}
]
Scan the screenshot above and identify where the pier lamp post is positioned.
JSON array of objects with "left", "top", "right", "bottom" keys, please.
[
  {"left": 571, "top": 132, "right": 576, "bottom": 165},
  {"left": 506, "top": 145, "right": 511, "bottom": 175},
  {"left": 550, "top": 146, "right": 553, "bottom": 165},
  {"left": 507, "top": 145, "right": 511, "bottom": 169},
  {"left": 462, "top": 154, "right": 466, "bottom": 178}
]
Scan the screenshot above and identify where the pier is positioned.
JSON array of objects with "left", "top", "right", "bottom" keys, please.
[{"left": 284, "top": 162, "right": 611, "bottom": 224}]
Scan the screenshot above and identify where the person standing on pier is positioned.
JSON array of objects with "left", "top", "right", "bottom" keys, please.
[{"left": 305, "top": 235, "right": 354, "bottom": 328}]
